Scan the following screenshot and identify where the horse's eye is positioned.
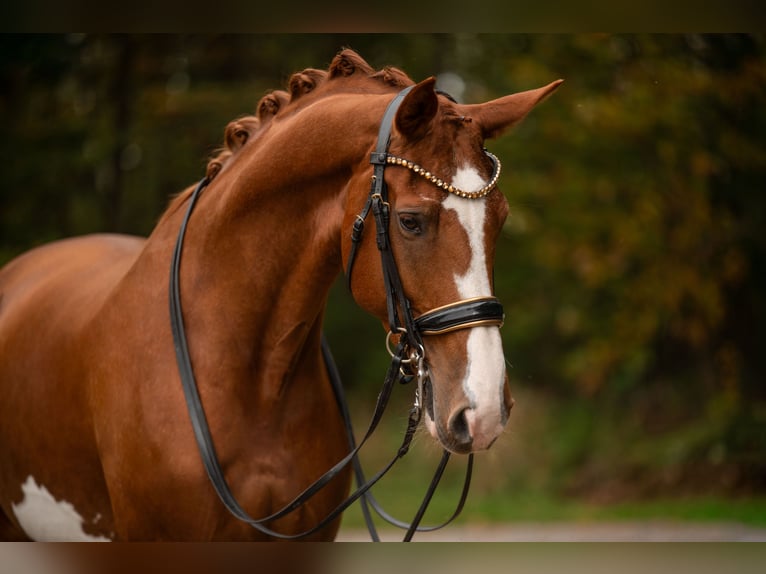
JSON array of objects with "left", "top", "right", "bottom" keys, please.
[{"left": 398, "top": 213, "right": 422, "bottom": 235}]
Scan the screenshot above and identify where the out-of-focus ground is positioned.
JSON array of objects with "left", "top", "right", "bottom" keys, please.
[{"left": 337, "top": 520, "right": 766, "bottom": 541}]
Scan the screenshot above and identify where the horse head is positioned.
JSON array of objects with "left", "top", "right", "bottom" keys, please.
[{"left": 343, "top": 74, "right": 562, "bottom": 454}]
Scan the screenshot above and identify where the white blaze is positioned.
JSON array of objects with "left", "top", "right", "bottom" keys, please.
[
  {"left": 442, "top": 165, "right": 507, "bottom": 443},
  {"left": 11, "top": 476, "right": 111, "bottom": 542}
]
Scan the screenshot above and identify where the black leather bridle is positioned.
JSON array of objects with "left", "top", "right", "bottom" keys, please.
[
  {"left": 346, "top": 85, "right": 504, "bottom": 349},
  {"left": 169, "top": 86, "right": 505, "bottom": 541}
]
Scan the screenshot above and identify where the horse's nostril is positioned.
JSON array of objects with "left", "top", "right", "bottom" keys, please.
[{"left": 448, "top": 407, "right": 473, "bottom": 449}]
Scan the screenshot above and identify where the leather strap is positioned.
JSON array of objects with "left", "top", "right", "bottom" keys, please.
[
  {"left": 346, "top": 85, "right": 413, "bottom": 291},
  {"left": 415, "top": 297, "right": 505, "bottom": 335}
]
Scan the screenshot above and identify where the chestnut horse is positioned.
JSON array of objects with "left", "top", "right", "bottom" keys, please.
[{"left": 0, "top": 49, "right": 561, "bottom": 541}]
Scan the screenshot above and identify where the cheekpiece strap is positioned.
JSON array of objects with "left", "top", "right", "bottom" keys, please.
[{"left": 345, "top": 86, "right": 414, "bottom": 291}]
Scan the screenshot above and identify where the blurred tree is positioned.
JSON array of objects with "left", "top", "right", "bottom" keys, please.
[{"left": 485, "top": 34, "right": 766, "bottom": 492}]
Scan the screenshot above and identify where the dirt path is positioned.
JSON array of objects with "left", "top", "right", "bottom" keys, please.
[{"left": 337, "top": 520, "right": 766, "bottom": 541}]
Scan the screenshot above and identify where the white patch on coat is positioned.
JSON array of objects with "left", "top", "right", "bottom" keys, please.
[
  {"left": 11, "top": 476, "right": 111, "bottom": 542},
  {"left": 442, "top": 165, "right": 507, "bottom": 445}
]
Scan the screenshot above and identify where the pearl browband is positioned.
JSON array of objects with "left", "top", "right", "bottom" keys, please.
[{"left": 385, "top": 150, "right": 501, "bottom": 199}]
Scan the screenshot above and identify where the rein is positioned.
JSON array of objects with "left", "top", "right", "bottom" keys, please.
[{"left": 169, "top": 86, "right": 505, "bottom": 541}]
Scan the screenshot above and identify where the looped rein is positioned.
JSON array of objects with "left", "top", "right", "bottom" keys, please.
[
  {"left": 171, "top": 178, "right": 439, "bottom": 541},
  {"left": 169, "top": 86, "right": 504, "bottom": 541}
]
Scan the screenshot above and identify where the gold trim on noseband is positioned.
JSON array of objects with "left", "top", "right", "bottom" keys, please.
[
  {"left": 386, "top": 296, "right": 505, "bottom": 348},
  {"left": 385, "top": 152, "right": 502, "bottom": 199},
  {"left": 418, "top": 295, "right": 501, "bottom": 316},
  {"left": 415, "top": 296, "right": 505, "bottom": 335},
  {"left": 418, "top": 318, "right": 505, "bottom": 336}
]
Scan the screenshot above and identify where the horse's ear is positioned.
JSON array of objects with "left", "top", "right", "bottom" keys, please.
[
  {"left": 465, "top": 79, "right": 564, "bottom": 140},
  {"left": 395, "top": 77, "right": 438, "bottom": 141}
]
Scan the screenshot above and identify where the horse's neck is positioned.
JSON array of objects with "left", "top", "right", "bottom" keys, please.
[
  {"left": 173, "top": 187, "right": 339, "bottom": 398},
  {"left": 144, "top": 101, "right": 379, "bottom": 405}
]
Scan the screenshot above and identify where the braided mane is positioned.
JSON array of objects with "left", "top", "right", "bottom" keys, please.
[{"left": 205, "top": 49, "right": 413, "bottom": 180}]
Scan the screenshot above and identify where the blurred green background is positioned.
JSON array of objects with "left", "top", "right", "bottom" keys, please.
[{"left": 1, "top": 34, "right": 764, "bottom": 529}]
